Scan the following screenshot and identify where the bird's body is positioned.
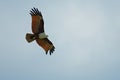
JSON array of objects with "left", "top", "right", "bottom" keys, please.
[{"left": 26, "top": 7, "right": 55, "bottom": 55}]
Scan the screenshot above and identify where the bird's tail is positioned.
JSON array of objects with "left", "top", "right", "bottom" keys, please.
[{"left": 25, "top": 33, "right": 36, "bottom": 43}]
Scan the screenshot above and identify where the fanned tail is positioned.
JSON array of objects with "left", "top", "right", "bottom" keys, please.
[{"left": 26, "top": 33, "right": 35, "bottom": 43}]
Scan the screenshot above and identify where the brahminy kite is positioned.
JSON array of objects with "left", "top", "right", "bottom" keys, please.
[{"left": 26, "top": 7, "right": 55, "bottom": 55}]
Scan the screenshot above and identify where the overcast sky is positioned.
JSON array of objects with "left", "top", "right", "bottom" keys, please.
[{"left": 0, "top": 0, "right": 120, "bottom": 80}]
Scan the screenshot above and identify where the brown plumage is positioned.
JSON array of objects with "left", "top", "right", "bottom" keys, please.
[{"left": 26, "top": 7, "right": 55, "bottom": 55}]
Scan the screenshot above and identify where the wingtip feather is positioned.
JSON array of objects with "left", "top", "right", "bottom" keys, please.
[{"left": 30, "top": 7, "right": 42, "bottom": 16}]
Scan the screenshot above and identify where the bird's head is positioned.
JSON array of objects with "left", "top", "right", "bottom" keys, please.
[{"left": 39, "top": 32, "right": 48, "bottom": 39}]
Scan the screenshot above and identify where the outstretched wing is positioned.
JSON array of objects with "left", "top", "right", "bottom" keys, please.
[
  {"left": 30, "top": 7, "right": 44, "bottom": 34},
  {"left": 36, "top": 38, "right": 55, "bottom": 55}
]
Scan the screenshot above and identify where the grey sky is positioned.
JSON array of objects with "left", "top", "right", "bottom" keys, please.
[{"left": 0, "top": 0, "right": 120, "bottom": 80}]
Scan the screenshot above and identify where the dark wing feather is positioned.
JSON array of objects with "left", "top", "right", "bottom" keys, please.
[
  {"left": 30, "top": 7, "right": 42, "bottom": 16},
  {"left": 30, "top": 7, "right": 44, "bottom": 34}
]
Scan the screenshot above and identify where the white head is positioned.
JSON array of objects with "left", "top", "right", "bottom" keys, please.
[{"left": 38, "top": 32, "right": 48, "bottom": 39}]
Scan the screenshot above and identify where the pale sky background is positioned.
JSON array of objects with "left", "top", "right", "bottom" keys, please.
[{"left": 0, "top": 0, "right": 120, "bottom": 80}]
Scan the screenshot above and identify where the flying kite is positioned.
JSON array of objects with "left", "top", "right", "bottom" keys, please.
[{"left": 25, "top": 7, "right": 55, "bottom": 55}]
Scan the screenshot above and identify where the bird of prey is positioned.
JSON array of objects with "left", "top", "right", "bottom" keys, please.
[{"left": 25, "top": 7, "right": 55, "bottom": 55}]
